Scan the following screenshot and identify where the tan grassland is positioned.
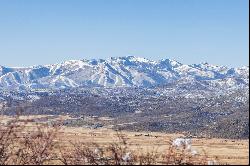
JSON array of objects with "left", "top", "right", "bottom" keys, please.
[{"left": 0, "top": 115, "right": 248, "bottom": 165}]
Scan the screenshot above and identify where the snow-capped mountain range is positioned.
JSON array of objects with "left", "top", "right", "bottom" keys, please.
[{"left": 0, "top": 56, "right": 248, "bottom": 91}]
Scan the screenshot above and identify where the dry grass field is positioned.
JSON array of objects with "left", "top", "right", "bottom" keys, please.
[
  {"left": 57, "top": 127, "right": 249, "bottom": 165},
  {"left": 0, "top": 115, "right": 249, "bottom": 165}
]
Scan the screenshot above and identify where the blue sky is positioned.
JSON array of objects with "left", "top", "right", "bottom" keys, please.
[{"left": 0, "top": 0, "right": 248, "bottom": 67}]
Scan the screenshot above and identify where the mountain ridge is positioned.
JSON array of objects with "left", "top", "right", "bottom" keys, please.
[{"left": 0, "top": 56, "right": 248, "bottom": 91}]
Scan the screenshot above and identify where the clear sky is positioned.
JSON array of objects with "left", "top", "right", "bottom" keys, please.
[{"left": 0, "top": 0, "right": 249, "bottom": 67}]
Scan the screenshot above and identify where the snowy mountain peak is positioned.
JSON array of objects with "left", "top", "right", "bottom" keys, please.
[
  {"left": 127, "top": 56, "right": 154, "bottom": 63},
  {"left": 158, "top": 58, "right": 182, "bottom": 68}
]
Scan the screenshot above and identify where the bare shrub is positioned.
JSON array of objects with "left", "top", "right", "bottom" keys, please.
[
  {"left": 59, "top": 130, "right": 133, "bottom": 165},
  {"left": 134, "top": 148, "right": 159, "bottom": 165},
  {"left": 163, "top": 144, "right": 209, "bottom": 165},
  {"left": 13, "top": 124, "right": 59, "bottom": 165},
  {"left": 0, "top": 118, "right": 21, "bottom": 165},
  {"left": 0, "top": 116, "right": 60, "bottom": 165}
]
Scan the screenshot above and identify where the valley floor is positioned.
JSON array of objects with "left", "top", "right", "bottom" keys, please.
[{"left": 0, "top": 115, "right": 249, "bottom": 165}]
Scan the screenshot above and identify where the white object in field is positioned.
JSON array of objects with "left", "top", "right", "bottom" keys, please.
[
  {"left": 172, "top": 138, "right": 192, "bottom": 148},
  {"left": 186, "top": 144, "right": 192, "bottom": 151},
  {"left": 122, "top": 152, "right": 132, "bottom": 162},
  {"left": 94, "top": 148, "right": 100, "bottom": 154},
  {"left": 94, "top": 148, "right": 102, "bottom": 158},
  {"left": 172, "top": 138, "right": 199, "bottom": 156},
  {"left": 208, "top": 160, "right": 217, "bottom": 165},
  {"left": 191, "top": 149, "right": 198, "bottom": 156}
]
